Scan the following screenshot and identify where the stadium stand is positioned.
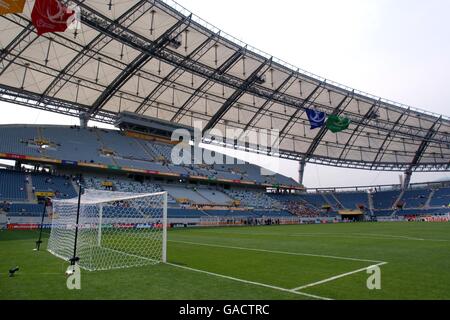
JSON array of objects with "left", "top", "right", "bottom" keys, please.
[
  {"left": 372, "top": 189, "right": 402, "bottom": 209},
  {"left": 30, "top": 173, "right": 77, "bottom": 199},
  {"left": 1, "top": 126, "right": 42, "bottom": 155},
  {"left": 296, "top": 193, "right": 330, "bottom": 209},
  {"left": 0, "top": 123, "right": 449, "bottom": 221},
  {"left": 95, "top": 129, "right": 150, "bottom": 161},
  {"left": 195, "top": 189, "right": 234, "bottom": 206},
  {"left": 1, "top": 166, "right": 449, "bottom": 220},
  {"left": 0, "top": 125, "right": 298, "bottom": 188},
  {"left": 225, "top": 189, "right": 281, "bottom": 209},
  {"left": 0, "top": 170, "right": 27, "bottom": 201},
  {"left": 164, "top": 185, "right": 211, "bottom": 205},
  {"left": 7, "top": 203, "right": 45, "bottom": 217},
  {"left": 145, "top": 142, "right": 173, "bottom": 161},
  {"left": 40, "top": 126, "right": 115, "bottom": 165},
  {"left": 333, "top": 192, "right": 369, "bottom": 210},
  {"left": 84, "top": 175, "right": 162, "bottom": 194},
  {"left": 400, "top": 188, "right": 432, "bottom": 208},
  {"left": 430, "top": 187, "right": 450, "bottom": 207}
]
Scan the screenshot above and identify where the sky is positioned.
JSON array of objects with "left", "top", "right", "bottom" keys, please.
[{"left": 1, "top": 0, "right": 450, "bottom": 187}]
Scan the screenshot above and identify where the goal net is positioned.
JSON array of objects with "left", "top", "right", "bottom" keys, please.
[{"left": 47, "top": 189, "right": 167, "bottom": 271}]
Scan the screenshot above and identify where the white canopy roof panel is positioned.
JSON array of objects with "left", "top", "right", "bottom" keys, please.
[{"left": 0, "top": 0, "right": 449, "bottom": 172}]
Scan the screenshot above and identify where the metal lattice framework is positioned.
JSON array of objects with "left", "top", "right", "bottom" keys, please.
[{"left": 0, "top": 0, "right": 449, "bottom": 172}]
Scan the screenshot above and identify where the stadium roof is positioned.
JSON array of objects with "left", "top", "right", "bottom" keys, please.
[{"left": 0, "top": 0, "right": 449, "bottom": 172}]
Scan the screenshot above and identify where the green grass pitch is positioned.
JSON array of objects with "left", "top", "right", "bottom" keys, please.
[{"left": 1, "top": 222, "right": 449, "bottom": 300}]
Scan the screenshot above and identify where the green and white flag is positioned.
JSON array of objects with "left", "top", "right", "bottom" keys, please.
[{"left": 326, "top": 115, "right": 350, "bottom": 133}]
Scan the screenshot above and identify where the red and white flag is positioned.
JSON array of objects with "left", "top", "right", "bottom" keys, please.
[
  {"left": 31, "top": 0, "right": 75, "bottom": 36},
  {"left": 0, "top": 0, "right": 25, "bottom": 15}
]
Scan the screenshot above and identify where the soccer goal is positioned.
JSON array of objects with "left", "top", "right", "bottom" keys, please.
[{"left": 47, "top": 189, "right": 168, "bottom": 271}]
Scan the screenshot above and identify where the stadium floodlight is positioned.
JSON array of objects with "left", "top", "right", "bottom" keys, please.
[{"left": 47, "top": 189, "right": 168, "bottom": 271}]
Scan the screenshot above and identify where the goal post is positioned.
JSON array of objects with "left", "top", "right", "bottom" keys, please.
[{"left": 47, "top": 189, "right": 168, "bottom": 271}]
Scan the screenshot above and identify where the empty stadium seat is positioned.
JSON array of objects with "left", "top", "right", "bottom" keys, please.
[
  {"left": 7, "top": 203, "right": 45, "bottom": 217},
  {"left": 372, "top": 190, "right": 401, "bottom": 209},
  {"left": 31, "top": 173, "right": 77, "bottom": 199},
  {"left": 0, "top": 125, "right": 300, "bottom": 188},
  {"left": 400, "top": 188, "right": 431, "bottom": 208},
  {"left": 333, "top": 192, "right": 369, "bottom": 210},
  {"left": 224, "top": 189, "right": 281, "bottom": 209},
  {"left": 0, "top": 170, "right": 27, "bottom": 201},
  {"left": 430, "top": 187, "right": 450, "bottom": 207}
]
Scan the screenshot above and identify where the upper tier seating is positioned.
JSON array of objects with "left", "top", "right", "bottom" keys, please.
[
  {"left": 0, "top": 126, "right": 42, "bottom": 155},
  {"left": 145, "top": 142, "right": 173, "bottom": 161},
  {"left": 0, "top": 170, "right": 27, "bottom": 201},
  {"left": 214, "top": 164, "right": 297, "bottom": 186},
  {"left": 96, "top": 130, "right": 150, "bottom": 161},
  {"left": 40, "top": 126, "right": 114, "bottom": 165},
  {"left": 0, "top": 125, "right": 298, "bottom": 187}
]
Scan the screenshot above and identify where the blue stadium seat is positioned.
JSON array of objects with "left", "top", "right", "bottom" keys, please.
[
  {"left": 7, "top": 203, "right": 45, "bottom": 217},
  {"left": 31, "top": 173, "right": 77, "bottom": 199},
  {"left": 0, "top": 170, "right": 27, "bottom": 201}
]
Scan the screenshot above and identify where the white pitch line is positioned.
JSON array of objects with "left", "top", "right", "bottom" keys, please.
[
  {"left": 0, "top": 273, "right": 63, "bottom": 275},
  {"left": 193, "top": 230, "right": 450, "bottom": 242},
  {"left": 349, "top": 233, "right": 450, "bottom": 242},
  {"left": 291, "top": 262, "right": 388, "bottom": 291},
  {"left": 169, "top": 239, "right": 383, "bottom": 263},
  {"left": 166, "top": 262, "right": 332, "bottom": 300}
]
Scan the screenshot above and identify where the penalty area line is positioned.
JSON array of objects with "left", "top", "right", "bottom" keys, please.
[
  {"left": 166, "top": 262, "right": 332, "bottom": 300},
  {"left": 291, "top": 262, "right": 388, "bottom": 291},
  {"left": 169, "top": 239, "right": 383, "bottom": 263}
]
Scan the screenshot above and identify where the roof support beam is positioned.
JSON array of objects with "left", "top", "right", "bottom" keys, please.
[
  {"left": 0, "top": 84, "right": 116, "bottom": 124},
  {"left": 66, "top": 2, "right": 447, "bottom": 147},
  {"left": 337, "top": 99, "right": 381, "bottom": 161},
  {"left": 407, "top": 116, "right": 442, "bottom": 171},
  {"left": 134, "top": 31, "right": 219, "bottom": 115},
  {"left": 88, "top": 14, "right": 193, "bottom": 117},
  {"left": 371, "top": 110, "right": 410, "bottom": 168},
  {"left": 170, "top": 47, "right": 246, "bottom": 123},
  {"left": 0, "top": 22, "right": 37, "bottom": 77},
  {"left": 271, "top": 81, "right": 325, "bottom": 148},
  {"left": 241, "top": 70, "right": 297, "bottom": 134},
  {"left": 298, "top": 158, "right": 307, "bottom": 186},
  {"left": 202, "top": 57, "right": 273, "bottom": 134},
  {"left": 41, "top": 0, "right": 153, "bottom": 100},
  {"left": 303, "top": 92, "right": 354, "bottom": 160}
]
